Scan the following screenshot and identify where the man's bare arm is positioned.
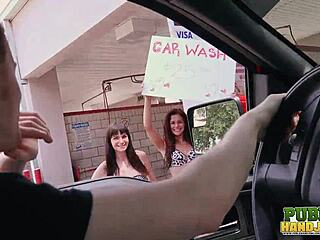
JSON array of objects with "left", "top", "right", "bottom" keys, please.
[{"left": 85, "top": 94, "right": 284, "bottom": 240}]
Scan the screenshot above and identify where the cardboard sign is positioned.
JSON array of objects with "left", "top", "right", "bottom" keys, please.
[{"left": 142, "top": 36, "right": 236, "bottom": 101}]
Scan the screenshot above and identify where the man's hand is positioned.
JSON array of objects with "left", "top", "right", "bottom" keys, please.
[{"left": 4, "top": 112, "right": 53, "bottom": 161}]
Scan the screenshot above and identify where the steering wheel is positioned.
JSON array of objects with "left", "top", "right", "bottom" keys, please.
[{"left": 252, "top": 65, "right": 320, "bottom": 239}]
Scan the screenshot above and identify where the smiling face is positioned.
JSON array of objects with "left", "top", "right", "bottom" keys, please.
[
  {"left": 170, "top": 114, "right": 185, "bottom": 137},
  {"left": 110, "top": 131, "right": 129, "bottom": 152}
]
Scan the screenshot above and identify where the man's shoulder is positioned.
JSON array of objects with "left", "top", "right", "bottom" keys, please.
[
  {"left": 0, "top": 173, "right": 92, "bottom": 240},
  {"left": 0, "top": 172, "right": 28, "bottom": 186}
]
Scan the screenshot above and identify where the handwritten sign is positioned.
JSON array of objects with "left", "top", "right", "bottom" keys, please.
[{"left": 142, "top": 36, "right": 236, "bottom": 101}]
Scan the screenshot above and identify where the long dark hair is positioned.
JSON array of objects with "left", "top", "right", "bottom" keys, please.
[
  {"left": 105, "top": 123, "right": 148, "bottom": 176},
  {"left": 163, "top": 108, "right": 192, "bottom": 168}
]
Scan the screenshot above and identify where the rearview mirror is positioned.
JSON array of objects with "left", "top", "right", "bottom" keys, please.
[{"left": 187, "top": 98, "right": 243, "bottom": 154}]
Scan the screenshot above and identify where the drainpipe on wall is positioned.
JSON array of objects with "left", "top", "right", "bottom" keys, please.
[{"left": 0, "top": 0, "right": 29, "bottom": 21}]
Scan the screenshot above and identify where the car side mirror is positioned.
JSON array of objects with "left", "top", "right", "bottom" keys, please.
[{"left": 187, "top": 98, "right": 244, "bottom": 154}]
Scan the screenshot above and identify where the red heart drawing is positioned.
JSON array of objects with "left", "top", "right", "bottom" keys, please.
[{"left": 164, "top": 83, "right": 170, "bottom": 88}]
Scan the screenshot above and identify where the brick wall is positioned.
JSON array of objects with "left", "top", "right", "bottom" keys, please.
[{"left": 64, "top": 103, "right": 183, "bottom": 181}]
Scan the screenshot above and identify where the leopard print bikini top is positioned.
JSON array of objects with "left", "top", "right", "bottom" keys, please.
[
  {"left": 133, "top": 175, "right": 149, "bottom": 181},
  {"left": 171, "top": 148, "right": 196, "bottom": 167}
]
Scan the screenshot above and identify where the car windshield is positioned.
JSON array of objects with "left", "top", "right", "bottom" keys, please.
[
  {"left": 3, "top": 0, "right": 313, "bottom": 186},
  {"left": 264, "top": 0, "right": 320, "bottom": 63}
]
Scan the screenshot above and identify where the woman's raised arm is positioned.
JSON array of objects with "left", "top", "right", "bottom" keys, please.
[{"left": 143, "top": 96, "right": 165, "bottom": 155}]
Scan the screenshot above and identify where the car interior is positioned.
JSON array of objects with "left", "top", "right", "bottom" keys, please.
[{"left": 58, "top": 0, "right": 320, "bottom": 239}]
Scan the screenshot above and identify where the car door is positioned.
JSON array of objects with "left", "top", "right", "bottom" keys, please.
[{"left": 127, "top": 1, "right": 317, "bottom": 239}]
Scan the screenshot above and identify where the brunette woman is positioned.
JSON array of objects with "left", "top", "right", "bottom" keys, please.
[
  {"left": 143, "top": 96, "right": 195, "bottom": 177},
  {"left": 92, "top": 123, "right": 156, "bottom": 181}
]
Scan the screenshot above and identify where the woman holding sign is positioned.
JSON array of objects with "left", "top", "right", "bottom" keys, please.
[
  {"left": 143, "top": 96, "right": 196, "bottom": 177},
  {"left": 92, "top": 123, "right": 156, "bottom": 182}
]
